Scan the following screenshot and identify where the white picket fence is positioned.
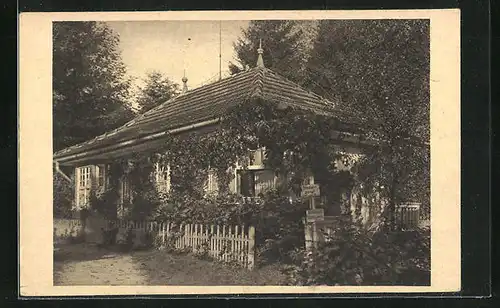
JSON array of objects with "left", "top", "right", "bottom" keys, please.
[
  {"left": 105, "top": 220, "right": 256, "bottom": 269},
  {"left": 396, "top": 202, "right": 421, "bottom": 230}
]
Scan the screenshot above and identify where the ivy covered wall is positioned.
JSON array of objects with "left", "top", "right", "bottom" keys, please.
[{"left": 83, "top": 98, "right": 428, "bottom": 232}]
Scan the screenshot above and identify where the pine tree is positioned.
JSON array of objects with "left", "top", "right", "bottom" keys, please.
[
  {"left": 53, "top": 21, "right": 135, "bottom": 151},
  {"left": 136, "top": 71, "right": 180, "bottom": 113},
  {"left": 229, "top": 20, "right": 309, "bottom": 84}
]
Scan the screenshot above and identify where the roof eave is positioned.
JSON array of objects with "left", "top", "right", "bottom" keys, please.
[{"left": 54, "top": 117, "right": 221, "bottom": 166}]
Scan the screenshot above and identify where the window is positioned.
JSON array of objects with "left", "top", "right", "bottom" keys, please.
[
  {"left": 206, "top": 169, "right": 219, "bottom": 194},
  {"left": 96, "top": 164, "right": 106, "bottom": 188},
  {"left": 77, "top": 166, "right": 91, "bottom": 207},
  {"left": 154, "top": 163, "right": 169, "bottom": 182},
  {"left": 154, "top": 162, "right": 171, "bottom": 192},
  {"left": 78, "top": 166, "right": 91, "bottom": 188},
  {"left": 248, "top": 147, "right": 265, "bottom": 167},
  {"left": 238, "top": 169, "right": 275, "bottom": 197},
  {"left": 123, "top": 179, "right": 130, "bottom": 203}
]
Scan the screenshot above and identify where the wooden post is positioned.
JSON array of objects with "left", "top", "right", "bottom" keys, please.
[
  {"left": 74, "top": 167, "right": 80, "bottom": 212},
  {"left": 243, "top": 225, "right": 248, "bottom": 264},
  {"left": 90, "top": 165, "right": 97, "bottom": 203},
  {"left": 116, "top": 177, "right": 124, "bottom": 219},
  {"left": 227, "top": 225, "right": 232, "bottom": 261},
  {"left": 309, "top": 176, "right": 319, "bottom": 248},
  {"left": 205, "top": 225, "right": 209, "bottom": 252},
  {"left": 222, "top": 225, "right": 226, "bottom": 262},
  {"left": 210, "top": 225, "right": 214, "bottom": 258},
  {"left": 177, "top": 223, "right": 181, "bottom": 249},
  {"left": 161, "top": 223, "right": 166, "bottom": 247},
  {"left": 240, "top": 226, "right": 244, "bottom": 264},
  {"left": 216, "top": 225, "right": 221, "bottom": 261},
  {"left": 304, "top": 217, "right": 313, "bottom": 251},
  {"left": 248, "top": 226, "right": 255, "bottom": 269},
  {"left": 200, "top": 224, "right": 204, "bottom": 252},
  {"left": 234, "top": 225, "right": 239, "bottom": 262}
]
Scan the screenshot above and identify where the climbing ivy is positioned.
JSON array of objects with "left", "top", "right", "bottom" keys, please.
[
  {"left": 100, "top": 100, "right": 437, "bottom": 230},
  {"left": 93, "top": 98, "right": 361, "bottom": 221},
  {"left": 87, "top": 98, "right": 429, "bottom": 270}
]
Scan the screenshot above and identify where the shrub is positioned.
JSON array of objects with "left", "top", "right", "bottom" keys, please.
[
  {"left": 89, "top": 189, "right": 119, "bottom": 219},
  {"left": 53, "top": 173, "right": 74, "bottom": 218},
  {"left": 282, "top": 222, "right": 430, "bottom": 286},
  {"left": 100, "top": 226, "right": 119, "bottom": 247},
  {"left": 152, "top": 189, "right": 308, "bottom": 265},
  {"left": 54, "top": 224, "right": 84, "bottom": 245}
]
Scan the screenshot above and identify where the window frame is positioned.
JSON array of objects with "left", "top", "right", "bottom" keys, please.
[
  {"left": 76, "top": 165, "right": 92, "bottom": 207},
  {"left": 237, "top": 168, "right": 276, "bottom": 198},
  {"left": 96, "top": 164, "right": 106, "bottom": 190},
  {"left": 154, "top": 162, "right": 171, "bottom": 192},
  {"left": 206, "top": 168, "right": 219, "bottom": 194}
]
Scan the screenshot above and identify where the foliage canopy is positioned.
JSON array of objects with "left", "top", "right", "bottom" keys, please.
[
  {"left": 136, "top": 70, "right": 180, "bottom": 113},
  {"left": 53, "top": 21, "right": 135, "bottom": 151}
]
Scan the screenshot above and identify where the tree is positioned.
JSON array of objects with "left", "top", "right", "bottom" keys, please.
[
  {"left": 304, "top": 20, "right": 430, "bottom": 229},
  {"left": 136, "top": 71, "right": 180, "bottom": 113},
  {"left": 53, "top": 21, "right": 135, "bottom": 151},
  {"left": 229, "top": 20, "right": 309, "bottom": 84},
  {"left": 53, "top": 172, "right": 73, "bottom": 218}
]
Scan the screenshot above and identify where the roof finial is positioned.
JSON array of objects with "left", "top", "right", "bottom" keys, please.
[
  {"left": 182, "top": 69, "right": 188, "bottom": 93},
  {"left": 256, "top": 39, "right": 265, "bottom": 68}
]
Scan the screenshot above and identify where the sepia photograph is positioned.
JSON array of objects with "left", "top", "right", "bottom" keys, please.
[
  {"left": 19, "top": 10, "right": 460, "bottom": 296},
  {"left": 51, "top": 17, "right": 431, "bottom": 287}
]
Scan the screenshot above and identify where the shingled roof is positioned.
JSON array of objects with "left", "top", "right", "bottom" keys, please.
[{"left": 54, "top": 66, "right": 348, "bottom": 166}]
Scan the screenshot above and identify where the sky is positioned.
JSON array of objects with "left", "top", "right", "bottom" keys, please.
[{"left": 107, "top": 20, "right": 250, "bottom": 91}]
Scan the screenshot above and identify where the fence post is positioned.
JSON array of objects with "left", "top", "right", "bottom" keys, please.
[
  {"left": 161, "top": 222, "right": 166, "bottom": 247},
  {"left": 200, "top": 224, "right": 204, "bottom": 252},
  {"left": 228, "top": 225, "right": 233, "bottom": 261},
  {"left": 185, "top": 224, "right": 190, "bottom": 250},
  {"left": 234, "top": 225, "right": 239, "bottom": 262},
  {"left": 248, "top": 226, "right": 255, "bottom": 269},
  {"left": 241, "top": 224, "right": 246, "bottom": 264},
  {"left": 210, "top": 225, "right": 214, "bottom": 258},
  {"left": 240, "top": 224, "right": 245, "bottom": 264},
  {"left": 193, "top": 224, "right": 198, "bottom": 253},
  {"left": 216, "top": 225, "right": 221, "bottom": 261},
  {"left": 178, "top": 223, "right": 183, "bottom": 249},
  {"left": 222, "top": 225, "right": 227, "bottom": 262}
]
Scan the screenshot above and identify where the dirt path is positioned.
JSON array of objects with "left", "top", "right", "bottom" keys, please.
[
  {"left": 54, "top": 244, "right": 148, "bottom": 285},
  {"left": 54, "top": 243, "right": 286, "bottom": 286}
]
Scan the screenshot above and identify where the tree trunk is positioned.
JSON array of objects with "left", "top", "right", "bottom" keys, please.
[{"left": 388, "top": 174, "right": 399, "bottom": 231}]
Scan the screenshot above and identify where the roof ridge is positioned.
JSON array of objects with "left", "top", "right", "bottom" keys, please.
[
  {"left": 249, "top": 67, "right": 265, "bottom": 99},
  {"left": 53, "top": 69, "right": 261, "bottom": 157},
  {"left": 261, "top": 67, "right": 338, "bottom": 109},
  {"left": 54, "top": 66, "right": 356, "bottom": 161}
]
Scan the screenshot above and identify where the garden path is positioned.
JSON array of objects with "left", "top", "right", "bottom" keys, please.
[
  {"left": 54, "top": 243, "right": 147, "bottom": 285},
  {"left": 54, "top": 243, "right": 286, "bottom": 286}
]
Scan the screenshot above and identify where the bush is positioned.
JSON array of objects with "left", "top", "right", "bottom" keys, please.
[
  {"left": 89, "top": 189, "right": 119, "bottom": 219},
  {"left": 282, "top": 222, "right": 430, "bottom": 286},
  {"left": 54, "top": 225, "right": 84, "bottom": 245},
  {"left": 53, "top": 173, "right": 74, "bottom": 218},
  {"left": 152, "top": 190, "right": 309, "bottom": 265}
]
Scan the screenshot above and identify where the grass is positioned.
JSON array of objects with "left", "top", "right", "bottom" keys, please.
[
  {"left": 131, "top": 249, "right": 287, "bottom": 285},
  {"left": 54, "top": 243, "right": 287, "bottom": 286}
]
